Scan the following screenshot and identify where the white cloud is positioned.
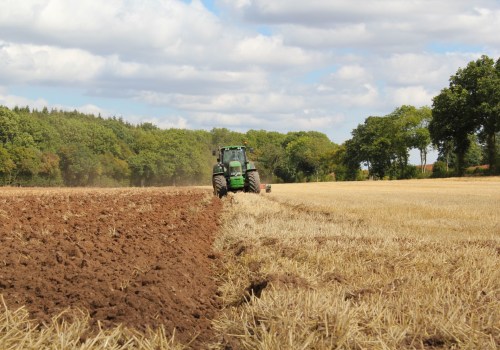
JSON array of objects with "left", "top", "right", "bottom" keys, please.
[
  {"left": 192, "top": 110, "right": 344, "bottom": 133},
  {"left": 279, "top": 24, "right": 372, "bottom": 48},
  {"left": 0, "top": 42, "right": 104, "bottom": 84},
  {"left": 218, "top": 0, "right": 424, "bottom": 23},
  {"left": 0, "top": 91, "right": 49, "bottom": 109},
  {"left": 139, "top": 116, "right": 190, "bottom": 130},
  {"left": 0, "top": 0, "right": 499, "bottom": 143},
  {"left": 138, "top": 91, "right": 305, "bottom": 114},
  {"left": 294, "top": 115, "right": 344, "bottom": 130},
  {"left": 344, "top": 83, "right": 379, "bottom": 107},
  {"left": 73, "top": 104, "right": 107, "bottom": 116},
  {"left": 194, "top": 112, "right": 263, "bottom": 129},
  {"left": 379, "top": 52, "right": 483, "bottom": 88},
  {"left": 220, "top": 0, "right": 500, "bottom": 52},
  {"left": 0, "top": 89, "right": 108, "bottom": 116},
  {"left": 390, "top": 86, "right": 435, "bottom": 107},
  {"left": 230, "top": 34, "right": 321, "bottom": 67},
  {"left": 0, "top": 0, "right": 224, "bottom": 61},
  {"left": 334, "top": 65, "right": 367, "bottom": 81}
]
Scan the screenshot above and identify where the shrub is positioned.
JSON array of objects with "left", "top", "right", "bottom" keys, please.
[{"left": 431, "top": 161, "right": 449, "bottom": 178}]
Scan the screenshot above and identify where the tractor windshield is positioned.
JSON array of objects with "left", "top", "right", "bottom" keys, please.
[{"left": 222, "top": 149, "right": 245, "bottom": 166}]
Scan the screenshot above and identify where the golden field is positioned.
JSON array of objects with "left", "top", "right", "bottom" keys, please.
[
  {"left": 212, "top": 178, "right": 500, "bottom": 349},
  {"left": 0, "top": 178, "right": 498, "bottom": 349}
]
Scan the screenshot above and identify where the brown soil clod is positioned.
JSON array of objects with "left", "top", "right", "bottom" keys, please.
[
  {"left": 244, "top": 279, "right": 269, "bottom": 301},
  {"left": 231, "top": 277, "right": 270, "bottom": 306},
  {"left": 0, "top": 188, "right": 222, "bottom": 348}
]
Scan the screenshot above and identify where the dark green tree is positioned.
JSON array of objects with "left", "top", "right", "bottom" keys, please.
[
  {"left": 58, "top": 145, "right": 100, "bottom": 186},
  {"left": 344, "top": 116, "right": 393, "bottom": 179},
  {"left": 431, "top": 55, "right": 500, "bottom": 175},
  {"left": 286, "top": 133, "right": 336, "bottom": 181},
  {"left": 211, "top": 128, "right": 244, "bottom": 148},
  {"left": 430, "top": 85, "right": 474, "bottom": 176},
  {"left": 0, "top": 107, "right": 20, "bottom": 145},
  {"left": 0, "top": 145, "right": 15, "bottom": 184},
  {"left": 475, "top": 57, "right": 500, "bottom": 173},
  {"left": 343, "top": 106, "right": 431, "bottom": 180}
]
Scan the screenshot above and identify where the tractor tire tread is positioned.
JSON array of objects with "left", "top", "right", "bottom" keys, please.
[
  {"left": 247, "top": 171, "right": 261, "bottom": 194},
  {"left": 213, "top": 174, "right": 228, "bottom": 198}
]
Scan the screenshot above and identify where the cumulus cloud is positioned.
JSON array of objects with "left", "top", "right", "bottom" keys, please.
[
  {"left": 0, "top": 88, "right": 108, "bottom": 116},
  {"left": 379, "top": 53, "right": 480, "bottom": 88},
  {"left": 0, "top": 0, "right": 499, "bottom": 142},
  {"left": 389, "top": 86, "right": 435, "bottom": 107},
  {"left": 230, "top": 34, "right": 321, "bottom": 67},
  {"left": 136, "top": 91, "right": 306, "bottom": 117},
  {"left": 138, "top": 116, "right": 190, "bottom": 130},
  {"left": 0, "top": 0, "right": 224, "bottom": 61},
  {"left": 294, "top": 115, "right": 345, "bottom": 130},
  {"left": 218, "top": 0, "right": 421, "bottom": 24},
  {"left": 0, "top": 90, "right": 49, "bottom": 110},
  {"left": 279, "top": 24, "right": 372, "bottom": 48},
  {"left": 220, "top": 0, "right": 500, "bottom": 51},
  {"left": 0, "top": 42, "right": 104, "bottom": 84},
  {"left": 192, "top": 110, "right": 344, "bottom": 133}
]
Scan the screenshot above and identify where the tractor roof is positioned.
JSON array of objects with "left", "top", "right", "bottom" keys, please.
[{"left": 220, "top": 145, "right": 246, "bottom": 150}]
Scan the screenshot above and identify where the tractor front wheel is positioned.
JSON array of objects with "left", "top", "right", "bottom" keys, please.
[
  {"left": 213, "top": 174, "right": 228, "bottom": 198},
  {"left": 247, "top": 171, "right": 261, "bottom": 194}
]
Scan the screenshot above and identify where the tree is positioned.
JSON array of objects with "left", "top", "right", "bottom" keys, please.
[
  {"left": 284, "top": 132, "right": 335, "bottom": 182},
  {"left": 257, "top": 143, "right": 286, "bottom": 181},
  {"left": 401, "top": 106, "right": 432, "bottom": 173},
  {"left": 58, "top": 145, "right": 100, "bottom": 186},
  {"left": 244, "top": 130, "right": 286, "bottom": 182},
  {"left": 436, "top": 134, "right": 484, "bottom": 172},
  {"left": 0, "top": 107, "right": 20, "bottom": 145},
  {"left": 432, "top": 55, "right": 500, "bottom": 175},
  {"left": 9, "top": 146, "right": 42, "bottom": 182},
  {"left": 464, "top": 134, "right": 484, "bottom": 167},
  {"left": 210, "top": 128, "right": 244, "bottom": 148},
  {"left": 343, "top": 106, "right": 432, "bottom": 180},
  {"left": 344, "top": 116, "right": 394, "bottom": 179},
  {"left": 430, "top": 85, "right": 473, "bottom": 176},
  {"left": 160, "top": 129, "right": 208, "bottom": 186},
  {"left": 475, "top": 57, "right": 500, "bottom": 173},
  {"left": 128, "top": 150, "right": 164, "bottom": 187},
  {"left": 39, "top": 152, "right": 62, "bottom": 185},
  {"left": 98, "top": 152, "right": 130, "bottom": 184},
  {"left": 343, "top": 139, "right": 364, "bottom": 180},
  {"left": 0, "top": 145, "right": 15, "bottom": 184}
]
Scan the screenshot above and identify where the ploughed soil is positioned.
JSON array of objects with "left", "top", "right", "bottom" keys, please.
[{"left": 0, "top": 187, "right": 222, "bottom": 347}]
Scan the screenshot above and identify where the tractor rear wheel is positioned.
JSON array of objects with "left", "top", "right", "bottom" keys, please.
[
  {"left": 213, "top": 175, "right": 228, "bottom": 198},
  {"left": 247, "top": 171, "right": 261, "bottom": 194}
]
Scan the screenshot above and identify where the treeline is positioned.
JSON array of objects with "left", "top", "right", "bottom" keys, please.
[
  {"left": 0, "top": 55, "right": 498, "bottom": 186},
  {"left": 0, "top": 106, "right": 343, "bottom": 186},
  {"left": 0, "top": 107, "right": 209, "bottom": 186}
]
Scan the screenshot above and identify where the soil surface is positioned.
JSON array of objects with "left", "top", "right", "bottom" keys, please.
[{"left": 0, "top": 187, "right": 222, "bottom": 347}]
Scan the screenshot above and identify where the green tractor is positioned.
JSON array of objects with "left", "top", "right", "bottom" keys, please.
[{"left": 212, "top": 145, "right": 261, "bottom": 197}]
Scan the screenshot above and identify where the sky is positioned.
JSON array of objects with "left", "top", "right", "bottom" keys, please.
[{"left": 1, "top": 0, "right": 499, "bottom": 155}]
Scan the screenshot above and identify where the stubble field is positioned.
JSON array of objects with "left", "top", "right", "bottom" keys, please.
[
  {"left": 0, "top": 178, "right": 499, "bottom": 349},
  {"left": 214, "top": 178, "right": 499, "bottom": 349}
]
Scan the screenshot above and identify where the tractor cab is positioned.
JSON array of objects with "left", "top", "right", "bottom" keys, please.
[{"left": 221, "top": 147, "right": 247, "bottom": 170}]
